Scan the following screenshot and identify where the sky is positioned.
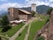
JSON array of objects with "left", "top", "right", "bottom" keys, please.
[{"left": 0, "top": 0, "right": 53, "bottom": 11}]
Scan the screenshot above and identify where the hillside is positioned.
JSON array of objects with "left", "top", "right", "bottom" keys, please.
[
  {"left": 0, "top": 13, "right": 49, "bottom": 40},
  {"left": 36, "top": 5, "right": 52, "bottom": 14}
]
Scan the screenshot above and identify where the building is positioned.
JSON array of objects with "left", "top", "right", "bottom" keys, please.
[
  {"left": 8, "top": 8, "right": 32, "bottom": 21},
  {"left": 8, "top": 4, "right": 36, "bottom": 21},
  {"left": 31, "top": 4, "right": 36, "bottom": 12}
]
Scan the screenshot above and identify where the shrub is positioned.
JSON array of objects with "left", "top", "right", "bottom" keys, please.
[
  {"left": 36, "top": 36, "right": 45, "bottom": 40},
  {"left": 18, "top": 33, "right": 22, "bottom": 36},
  {"left": 47, "top": 8, "right": 53, "bottom": 15},
  {"left": 2, "top": 26, "right": 11, "bottom": 32}
]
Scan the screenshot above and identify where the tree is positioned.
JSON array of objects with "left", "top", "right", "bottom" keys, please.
[
  {"left": 47, "top": 8, "right": 53, "bottom": 15},
  {"left": 0, "top": 15, "right": 11, "bottom": 32},
  {"left": 32, "top": 11, "right": 36, "bottom": 17}
]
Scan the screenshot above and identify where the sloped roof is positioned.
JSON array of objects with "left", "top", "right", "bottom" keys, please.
[
  {"left": 8, "top": 7, "right": 32, "bottom": 14},
  {"left": 18, "top": 9, "right": 31, "bottom": 14}
]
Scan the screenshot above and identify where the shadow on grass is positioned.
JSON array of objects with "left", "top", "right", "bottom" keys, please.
[
  {"left": 0, "top": 37, "right": 1, "bottom": 40},
  {"left": 18, "top": 33, "right": 22, "bottom": 37}
]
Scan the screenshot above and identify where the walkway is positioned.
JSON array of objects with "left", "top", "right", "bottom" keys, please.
[
  {"left": 24, "top": 23, "right": 31, "bottom": 40},
  {"left": 9, "top": 17, "right": 37, "bottom": 40},
  {"left": 24, "top": 17, "right": 38, "bottom": 40},
  {"left": 0, "top": 35, "right": 9, "bottom": 39},
  {"left": 0, "top": 35, "right": 9, "bottom": 40}
]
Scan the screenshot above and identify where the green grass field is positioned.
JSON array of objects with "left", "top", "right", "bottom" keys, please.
[
  {"left": 0, "top": 14, "right": 49, "bottom": 40},
  {"left": 15, "top": 15, "right": 49, "bottom": 40},
  {"left": 0, "top": 23, "right": 24, "bottom": 37},
  {"left": 16, "top": 25, "right": 28, "bottom": 40},
  {"left": 28, "top": 15, "right": 49, "bottom": 40}
]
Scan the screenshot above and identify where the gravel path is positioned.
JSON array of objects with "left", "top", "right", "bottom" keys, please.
[
  {"left": 9, "top": 23, "right": 29, "bottom": 40},
  {"left": 24, "top": 23, "right": 31, "bottom": 40},
  {"left": 0, "top": 35, "right": 9, "bottom": 39},
  {"left": 24, "top": 17, "right": 38, "bottom": 40},
  {"left": 0, "top": 35, "right": 9, "bottom": 40}
]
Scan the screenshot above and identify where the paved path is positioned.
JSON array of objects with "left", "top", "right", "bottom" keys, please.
[{"left": 9, "top": 17, "right": 37, "bottom": 40}]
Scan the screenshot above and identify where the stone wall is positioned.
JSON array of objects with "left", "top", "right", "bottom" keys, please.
[
  {"left": 47, "top": 10, "right": 53, "bottom": 40},
  {"left": 8, "top": 8, "right": 19, "bottom": 20}
]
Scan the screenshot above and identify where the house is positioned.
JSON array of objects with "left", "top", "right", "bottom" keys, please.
[
  {"left": 8, "top": 4, "right": 36, "bottom": 24},
  {"left": 8, "top": 8, "right": 32, "bottom": 21},
  {"left": 8, "top": 4, "right": 36, "bottom": 21}
]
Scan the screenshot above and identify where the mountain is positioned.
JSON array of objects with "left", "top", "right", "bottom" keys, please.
[
  {"left": 19, "top": 5, "right": 52, "bottom": 14},
  {"left": 0, "top": 5, "right": 52, "bottom": 16},
  {"left": 36, "top": 5, "right": 52, "bottom": 14},
  {"left": 19, "top": 7, "right": 31, "bottom": 12}
]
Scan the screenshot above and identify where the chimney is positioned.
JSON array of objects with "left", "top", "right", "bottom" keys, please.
[{"left": 31, "top": 3, "right": 36, "bottom": 12}]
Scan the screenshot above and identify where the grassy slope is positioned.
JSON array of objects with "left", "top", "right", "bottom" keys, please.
[
  {"left": 16, "top": 25, "right": 28, "bottom": 40},
  {"left": 0, "top": 14, "right": 49, "bottom": 40},
  {"left": 0, "top": 23, "right": 24, "bottom": 37},
  {"left": 28, "top": 15, "right": 49, "bottom": 40}
]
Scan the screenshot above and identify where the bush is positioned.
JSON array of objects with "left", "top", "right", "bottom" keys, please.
[
  {"left": 47, "top": 8, "right": 53, "bottom": 15},
  {"left": 36, "top": 36, "right": 45, "bottom": 40},
  {"left": 18, "top": 33, "right": 22, "bottom": 36},
  {"left": 2, "top": 26, "right": 11, "bottom": 32},
  {"left": 32, "top": 11, "right": 36, "bottom": 17},
  {"left": 46, "top": 19, "right": 49, "bottom": 23}
]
